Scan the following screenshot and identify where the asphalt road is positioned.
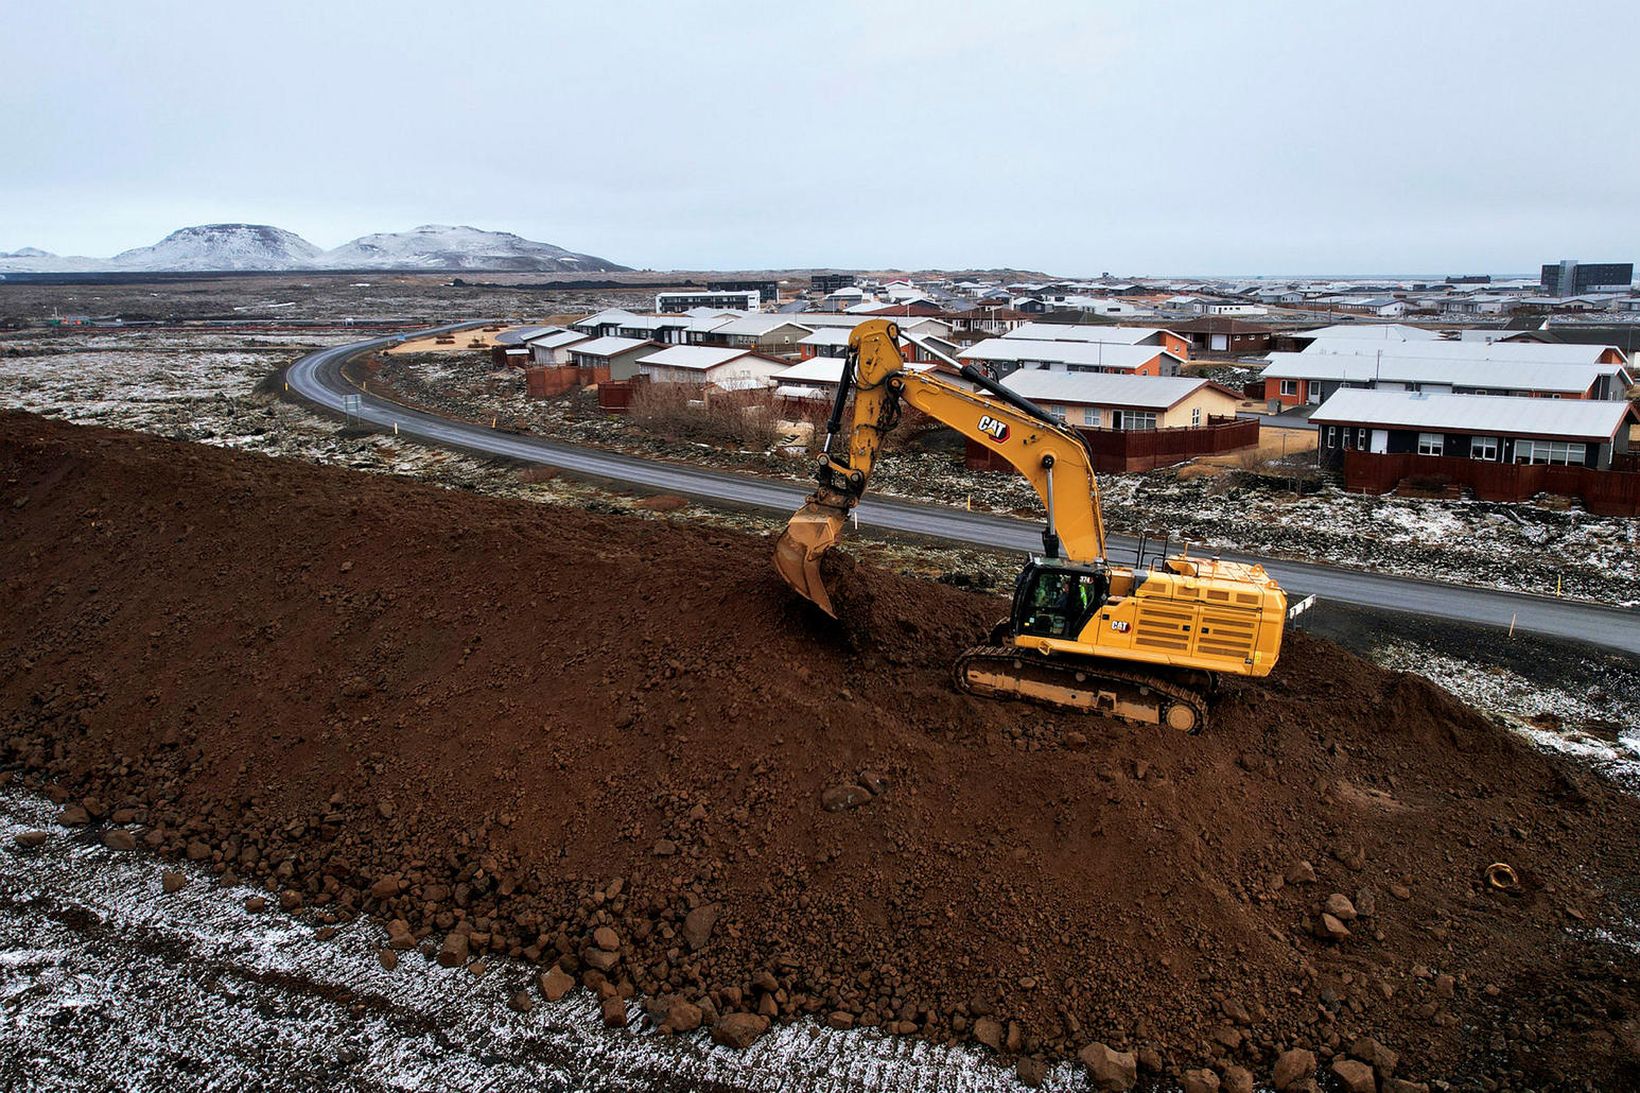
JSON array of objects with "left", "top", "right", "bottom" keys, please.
[{"left": 285, "top": 331, "right": 1640, "bottom": 656}]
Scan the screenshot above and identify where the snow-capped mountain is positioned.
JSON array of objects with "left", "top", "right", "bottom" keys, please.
[
  {"left": 317, "top": 225, "right": 626, "bottom": 272},
  {"left": 107, "top": 224, "right": 323, "bottom": 271},
  {"left": 0, "top": 223, "right": 627, "bottom": 273}
]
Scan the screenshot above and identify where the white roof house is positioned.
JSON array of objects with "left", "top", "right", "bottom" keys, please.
[
  {"left": 570, "top": 308, "right": 642, "bottom": 334},
  {"left": 522, "top": 327, "right": 588, "bottom": 349},
  {"left": 774, "top": 357, "right": 933, "bottom": 388},
  {"left": 1299, "top": 338, "right": 1625, "bottom": 366},
  {"left": 567, "top": 336, "right": 654, "bottom": 359},
  {"left": 635, "top": 345, "right": 785, "bottom": 389},
  {"left": 959, "top": 338, "right": 1183, "bottom": 375},
  {"left": 1002, "top": 371, "right": 1222, "bottom": 409},
  {"left": 1002, "top": 323, "right": 1174, "bottom": 345},
  {"left": 1260, "top": 353, "right": 1630, "bottom": 398},
  {"left": 1310, "top": 390, "right": 1636, "bottom": 441},
  {"left": 1292, "top": 323, "right": 1440, "bottom": 342}
]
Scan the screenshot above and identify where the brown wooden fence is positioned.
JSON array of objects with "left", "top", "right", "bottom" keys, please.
[
  {"left": 1342, "top": 450, "right": 1640, "bottom": 515},
  {"left": 598, "top": 379, "right": 643, "bottom": 414},
  {"left": 966, "top": 416, "right": 1260, "bottom": 474},
  {"left": 524, "top": 365, "right": 611, "bottom": 398}
]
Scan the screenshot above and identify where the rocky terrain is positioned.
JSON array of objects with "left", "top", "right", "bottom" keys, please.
[{"left": 4, "top": 411, "right": 1639, "bottom": 1091}]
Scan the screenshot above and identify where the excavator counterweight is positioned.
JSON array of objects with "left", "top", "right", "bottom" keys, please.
[{"left": 773, "top": 319, "right": 1287, "bottom": 731}]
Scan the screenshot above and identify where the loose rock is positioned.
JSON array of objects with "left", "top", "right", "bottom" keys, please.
[
  {"left": 1078, "top": 1042, "right": 1137, "bottom": 1091},
  {"left": 1272, "top": 1048, "right": 1316, "bottom": 1091},
  {"left": 709, "top": 1012, "right": 769, "bottom": 1049}
]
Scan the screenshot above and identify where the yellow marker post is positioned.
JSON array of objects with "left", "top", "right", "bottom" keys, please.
[{"left": 1508, "top": 612, "right": 1517, "bottom": 638}]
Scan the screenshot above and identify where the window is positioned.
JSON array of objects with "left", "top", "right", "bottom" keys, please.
[
  {"left": 1048, "top": 405, "right": 1067, "bottom": 423},
  {"left": 1280, "top": 380, "right": 1298, "bottom": 396},
  {"left": 1417, "top": 432, "right": 1444, "bottom": 456},
  {"left": 1326, "top": 426, "right": 1337, "bottom": 447},
  {"left": 1470, "top": 435, "right": 1499, "bottom": 461},
  {"left": 1082, "top": 407, "right": 1101, "bottom": 427},
  {"left": 1191, "top": 408, "right": 1202, "bottom": 426},
  {"left": 1356, "top": 428, "right": 1368, "bottom": 449},
  {"left": 1116, "top": 410, "right": 1157, "bottom": 431},
  {"left": 1515, "top": 439, "right": 1586, "bottom": 466}
]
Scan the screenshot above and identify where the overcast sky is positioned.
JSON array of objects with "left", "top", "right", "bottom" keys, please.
[{"left": 4, "top": 1, "right": 1637, "bottom": 276}]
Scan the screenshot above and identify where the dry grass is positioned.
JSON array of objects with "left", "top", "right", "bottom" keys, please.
[{"left": 628, "top": 382, "right": 781, "bottom": 450}]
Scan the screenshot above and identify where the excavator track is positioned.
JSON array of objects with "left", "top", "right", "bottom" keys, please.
[{"left": 953, "top": 645, "right": 1209, "bottom": 732}]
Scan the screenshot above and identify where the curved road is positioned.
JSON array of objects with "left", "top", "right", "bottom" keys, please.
[{"left": 287, "top": 330, "right": 1640, "bottom": 656}]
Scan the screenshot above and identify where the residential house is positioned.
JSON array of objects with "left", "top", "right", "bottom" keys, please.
[
  {"left": 634, "top": 345, "right": 788, "bottom": 390},
  {"left": 958, "top": 338, "right": 1184, "bottom": 378},
  {"left": 1003, "top": 323, "right": 1190, "bottom": 359},
  {"left": 655, "top": 290, "right": 760, "bottom": 313},
  {"left": 1169, "top": 317, "right": 1278, "bottom": 356},
  {"left": 1311, "top": 389, "right": 1636, "bottom": 470},
  {"left": 1001, "top": 371, "right": 1243, "bottom": 431},
  {"left": 1260, "top": 353, "right": 1632, "bottom": 408},
  {"left": 565, "top": 336, "right": 658, "bottom": 380},
  {"left": 693, "top": 315, "right": 813, "bottom": 353},
  {"left": 523, "top": 327, "right": 591, "bottom": 365}
]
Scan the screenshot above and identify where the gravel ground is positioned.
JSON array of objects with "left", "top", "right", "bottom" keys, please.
[{"left": 0, "top": 790, "right": 1065, "bottom": 1093}]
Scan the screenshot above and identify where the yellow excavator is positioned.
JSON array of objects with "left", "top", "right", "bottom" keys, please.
[{"left": 773, "top": 319, "right": 1287, "bottom": 732}]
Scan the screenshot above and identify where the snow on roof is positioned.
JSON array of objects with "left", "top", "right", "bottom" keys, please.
[
  {"left": 1002, "top": 323, "right": 1165, "bottom": 344},
  {"left": 1300, "top": 338, "right": 1623, "bottom": 367},
  {"left": 567, "top": 336, "right": 653, "bottom": 358},
  {"left": 1260, "top": 353, "right": 1619, "bottom": 394},
  {"left": 494, "top": 324, "right": 562, "bottom": 345},
  {"left": 1310, "top": 389, "right": 1636, "bottom": 440},
  {"left": 1292, "top": 323, "right": 1440, "bottom": 341},
  {"left": 636, "top": 345, "right": 754, "bottom": 370},
  {"left": 797, "top": 328, "right": 852, "bottom": 346},
  {"left": 710, "top": 315, "right": 813, "bottom": 337},
  {"left": 522, "top": 328, "right": 588, "bottom": 349},
  {"left": 574, "top": 308, "right": 640, "bottom": 327},
  {"left": 774, "top": 357, "right": 932, "bottom": 385},
  {"left": 958, "top": 338, "right": 1176, "bottom": 370},
  {"left": 613, "top": 314, "right": 690, "bottom": 332},
  {"left": 1001, "top": 371, "right": 1216, "bottom": 410}
]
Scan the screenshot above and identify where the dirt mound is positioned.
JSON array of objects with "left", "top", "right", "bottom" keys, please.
[{"left": 3, "top": 410, "right": 1638, "bottom": 1089}]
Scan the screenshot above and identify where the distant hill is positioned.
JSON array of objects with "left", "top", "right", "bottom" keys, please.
[
  {"left": 0, "top": 223, "right": 628, "bottom": 273},
  {"left": 109, "top": 224, "right": 323, "bottom": 272},
  {"left": 317, "top": 224, "right": 627, "bottom": 272}
]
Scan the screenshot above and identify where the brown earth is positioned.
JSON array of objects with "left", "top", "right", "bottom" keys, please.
[{"left": 2, "top": 409, "right": 1638, "bottom": 1091}]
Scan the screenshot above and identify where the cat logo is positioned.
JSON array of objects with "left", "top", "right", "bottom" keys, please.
[
  {"left": 977, "top": 415, "right": 1010, "bottom": 443},
  {"left": 1110, "top": 619, "right": 1131, "bottom": 633}
]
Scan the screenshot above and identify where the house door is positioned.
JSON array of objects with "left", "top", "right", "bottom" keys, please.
[
  {"left": 1307, "top": 383, "right": 1323, "bottom": 405},
  {"left": 1209, "top": 333, "right": 1228, "bottom": 352},
  {"left": 1370, "top": 429, "right": 1388, "bottom": 454}
]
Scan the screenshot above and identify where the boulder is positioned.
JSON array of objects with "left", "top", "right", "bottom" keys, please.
[
  {"left": 1016, "top": 1057, "right": 1048, "bottom": 1087},
  {"left": 601, "top": 995, "right": 628, "bottom": 1028},
  {"left": 662, "top": 999, "right": 703, "bottom": 1034},
  {"left": 1315, "top": 913, "right": 1351, "bottom": 941},
  {"left": 1183, "top": 1068, "right": 1222, "bottom": 1093},
  {"left": 820, "top": 784, "right": 872, "bottom": 812},
  {"left": 162, "top": 871, "right": 189, "bottom": 894},
  {"left": 709, "top": 1012, "right": 769, "bottom": 1049},
  {"left": 1222, "top": 1065, "right": 1255, "bottom": 1093},
  {"left": 972, "top": 1016, "right": 1003, "bottom": 1050},
  {"left": 1330, "top": 1058, "right": 1376, "bottom": 1093},
  {"left": 13, "top": 831, "right": 49, "bottom": 849},
  {"left": 369, "top": 874, "right": 401, "bottom": 901},
  {"left": 437, "top": 931, "right": 470, "bottom": 968},
  {"left": 683, "top": 903, "right": 719, "bottom": 951},
  {"left": 102, "top": 829, "right": 137, "bottom": 851},
  {"left": 1272, "top": 1048, "right": 1316, "bottom": 1091},
  {"left": 1350, "top": 1036, "right": 1399, "bottom": 1078},
  {"left": 538, "top": 966, "right": 575, "bottom": 1002},
  {"left": 1079, "top": 1042, "right": 1138, "bottom": 1091},
  {"left": 593, "top": 926, "right": 620, "bottom": 951},
  {"left": 56, "top": 805, "right": 90, "bottom": 827},
  {"left": 1324, "top": 893, "right": 1358, "bottom": 921}
]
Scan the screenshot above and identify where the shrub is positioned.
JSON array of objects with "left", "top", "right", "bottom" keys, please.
[{"left": 628, "top": 381, "right": 781, "bottom": 450}]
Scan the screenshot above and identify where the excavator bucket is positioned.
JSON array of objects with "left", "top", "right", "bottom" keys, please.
[{"left": 772, "top": 500, "right": 849, "bottom": 617}]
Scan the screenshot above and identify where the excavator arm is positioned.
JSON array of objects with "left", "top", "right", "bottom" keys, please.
[{"left": 774, "top": 319, "right": 1107, "bottom": 615}]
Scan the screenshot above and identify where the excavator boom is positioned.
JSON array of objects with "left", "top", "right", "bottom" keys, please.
[{"left": 773, "top": 320, "right": 1107, "bottom": 616}]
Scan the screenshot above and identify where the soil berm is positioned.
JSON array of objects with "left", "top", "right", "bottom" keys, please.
[{"left": 2, "top": 410, "right": 1636, "bottom": 1090}]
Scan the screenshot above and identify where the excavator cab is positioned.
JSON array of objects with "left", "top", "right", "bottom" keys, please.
[{"left": 1013, "top": 561, "right": 1108, "bottom": 641}]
